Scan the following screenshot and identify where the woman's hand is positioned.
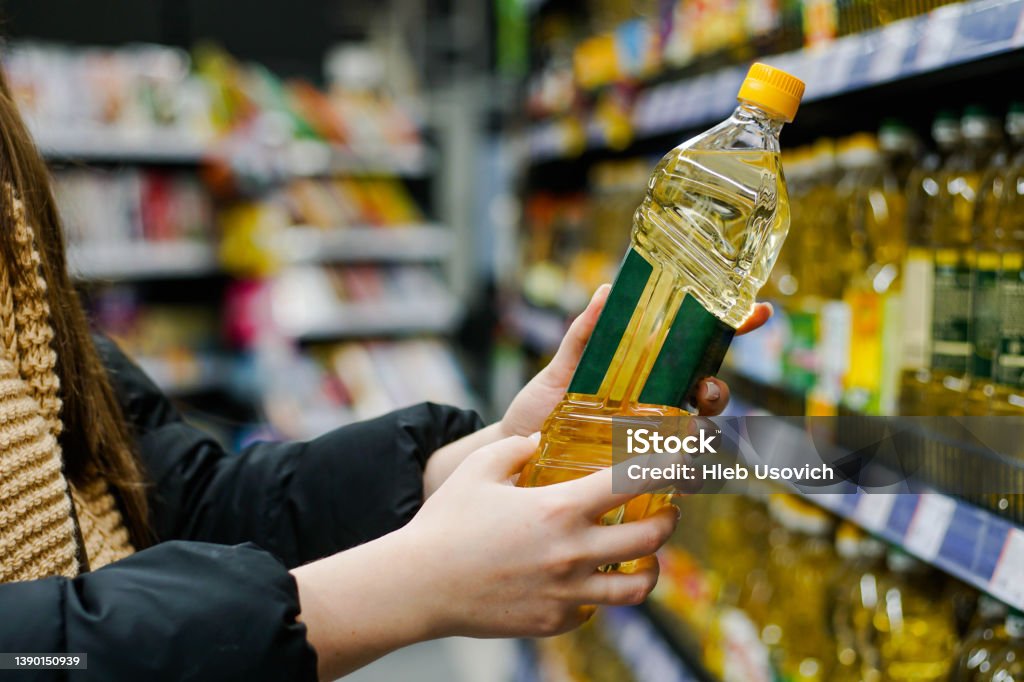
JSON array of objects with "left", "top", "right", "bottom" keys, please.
[
  {"left": 425, "top": 288, "right": 772, "bottom": 497},
  {"left": 500, "top": 285, "right": 774, "bottom": 437},
  {"left": 294, "top": 434, "right": 679, "bottom": 679}
]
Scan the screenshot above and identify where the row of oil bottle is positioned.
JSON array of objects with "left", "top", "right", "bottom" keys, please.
[
  {"left": 747, "top": 105, "right": 1024, "bottom": 417},
  {"left": 534, "top": 494, "right": 1023, "bottom": 682}
]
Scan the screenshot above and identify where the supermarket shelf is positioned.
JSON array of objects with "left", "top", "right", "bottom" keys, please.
[
  {"left": 723, "top": 370, "right": 1024, "bottom": 610},
  {"left": 281, "top": 224, "right": 453, "bottom": 264},
  {"left": 67, "top": 240, "right": 222, "bottom": 280},
  {"left": 527, "top": 0, "right": 1024, "bottom": 162},
  {"left": 283, "top": 139, "right": 433, "bottom": 178},
  {"left": 809, "top": 487, "right": 1024, "bottom": 610},
  {"left": 598, "top": 606, "right": 713, "bottom": 682},
  {"left": 271, "top": 288, "right": 461, "bottom": 341},
  {"left": 32, "top": 126, "right": 212, "bottom": 164},
  {"left": 135, "top": 354, "right": 233, "bottom": 396}
]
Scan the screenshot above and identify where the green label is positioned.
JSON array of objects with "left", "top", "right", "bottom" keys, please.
[
  {"left": 568, "top": 248, "right": 651, "bottom": 395},
  {"left": 783, "top": 309, "right": 818, "bottom": 393},
  {"left": 997, "top": 266, "right": 1024, "bottom": 388},
  {"left": 931, "top": 260, "right": 972, "bottom": 373},
  {"left": 639, "top": 294, "right": 735, "bottom": 407},
  {"left": 971, "top": 266, "right": 1000, "bottom": 380},
  {"left": 567, "top": 247, "right": 736, "bottom": 408}
]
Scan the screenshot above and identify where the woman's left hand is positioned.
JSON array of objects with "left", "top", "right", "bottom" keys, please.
[{"left": 499, "top": 285, "right": 773, "bottom": 438}]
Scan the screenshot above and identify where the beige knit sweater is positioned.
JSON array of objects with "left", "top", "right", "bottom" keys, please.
[{"left": 0, "top": 187, "right": 134, "bottom": 583}]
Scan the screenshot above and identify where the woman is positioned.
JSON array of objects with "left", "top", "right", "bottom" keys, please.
[{"left": 0, "top": 66, "right": 769, "bottom": 680}]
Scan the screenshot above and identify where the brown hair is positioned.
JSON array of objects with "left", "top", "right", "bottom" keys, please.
[{"left": 0, "top": 70, "right": 151, "bottom": 547}]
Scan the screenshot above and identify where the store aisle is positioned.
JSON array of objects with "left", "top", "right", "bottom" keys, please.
[{"left": 342, "top": 638, "right": 515, "bottom": 682}]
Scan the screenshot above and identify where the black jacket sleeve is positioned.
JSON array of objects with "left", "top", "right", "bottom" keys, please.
[
  {"left": 0, "top": 339, "right": 483, "bottom": 680},
  {"left": 95, "top": 335, "right": 484, "bottom": 566},
  {"left": 1, "top": 542, "right": 317, "bottom": 681}
]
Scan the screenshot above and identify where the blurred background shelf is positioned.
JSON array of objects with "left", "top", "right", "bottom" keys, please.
[
  {"left": 32, "top": 126, "right": 212, "bottom": 164},
  {"left": 67, "top": 240, "right": 221, "bottom": 280},
  {"left": 527, "top": 0, "right": 1024, "bottom": 163},
  {"left": 281, "top": 224, "right": 453, "bottom": 264},
  {"left": 134, "top": 353, "right": 234, "bottom": 396}
]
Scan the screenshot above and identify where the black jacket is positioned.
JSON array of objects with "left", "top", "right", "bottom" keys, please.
[{"left": 1, "top": 338, "right": 483, "bottom": 681}]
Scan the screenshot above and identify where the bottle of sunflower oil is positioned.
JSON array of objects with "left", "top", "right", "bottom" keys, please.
[
  {"left": 989, "top": 104, "right": 1024, "bottom": 417},
  {"left": 899, "top": 111, "right": 961, "bottom": 415},
  {"left": 830, "top": 522, "right": 886, "bottom": 682},
  {"left": 949, "top": 595, "right": 1009, "bottom": 681},
  {"left": 965, "top": 106, "right": 1020, "bottom": 415},
  {"left": 873, "top": 550, "right": 957, "bottom": 681},
  {"left": 517, "top": 63, "right": 805, "bottom": 523},
  {"left": 977, "top": 610, "right": 1024, "bottom": 682},
  {"left": 926, "top": 106, "right": 1003, "bottom": 415}
]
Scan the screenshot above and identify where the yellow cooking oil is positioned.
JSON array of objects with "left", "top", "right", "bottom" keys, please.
[
  {"left": 977, "top": 610, "right": 1024, "bottom": 682},
  {"left": 926, "top": 106, "right": 1003, "bottom": 415},
  {"left": 899, "top": 111, "right": 961, "bottom": 415},
  {"left": 988, "top": 105, "right": 1024, "bottom": 417},
  {"left": 518, "top": 64, "right": 805, "bottom": 527},
  {"left": 873, "top": 550, "right": 957, "bottom": 681}
]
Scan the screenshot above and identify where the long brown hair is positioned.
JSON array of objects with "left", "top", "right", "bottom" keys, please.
[{"left": 0, "top": 69, "right": 151, "bottom": 546}]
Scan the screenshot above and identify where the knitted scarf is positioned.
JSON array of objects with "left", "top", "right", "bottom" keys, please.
[{"left": 0, "top": 186, "right": 134, "bottom": 583}]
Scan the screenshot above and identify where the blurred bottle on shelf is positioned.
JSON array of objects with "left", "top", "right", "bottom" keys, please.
[
  {"left": 518, "top": 65, "right": 804, "bottom": 525},
  {"left": 926, "top": 106, "right": 1003, "bottom": 415},
  {"left": 899, "top": 110, "right": 961, "bottom": 415},
  {"left": 830, "top": 522, "right": 886, "bottom": 681},
  {"left": 949, "top": 595, "right": 1009, "bottom": 681},
  {"left": 989, "top": 104, "right": 1024, "bottom": 417},
  {"left": 872, "top": 550, "right": 957, "bottom": 681},
  {"left": 762, "top": 495, "right": 837, "bottom": 682},
  {"left": 977, "top": 610, "right": 1024, "bottom": 682}
]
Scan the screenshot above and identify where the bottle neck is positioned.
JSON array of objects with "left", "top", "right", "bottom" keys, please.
[{"left": 736, "top": 100, "right": 786, "bottom": 136}]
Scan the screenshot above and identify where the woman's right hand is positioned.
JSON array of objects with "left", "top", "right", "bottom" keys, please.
[
  {"left": 403, "top": 433, "right": 680, "bottom": 639},
  {"left": 293, "top": 434, "right": 679, "bottom": 680}
]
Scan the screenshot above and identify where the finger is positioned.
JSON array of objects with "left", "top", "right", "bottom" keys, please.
[
  {"left": 576, "top": 561, "right": 660, "bottom": 606},
  {"left": 557, "top": 458, "right": 684, "bottom": 518},
  {"left": 694, "top": 377, "right": 731, "bottom": 416},
  {"left": 546, "top": 284, "right": 611, "bottom": 383},
  {"left": 737, "top": 302, "right": 773, "bottom": 336},
  {"left": 582, "top": 506, "right": 678, "bottom": 566},
  {"left": 472, "top": 433, "right": 541, "bottom": 480}
]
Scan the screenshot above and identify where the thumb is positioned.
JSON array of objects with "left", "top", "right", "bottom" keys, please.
[
  {"left": 546, "top": 284, "right": 610, "bottom": 384},
  {"left": 472, "top": 433, "right": 542, "bottom": 481}
]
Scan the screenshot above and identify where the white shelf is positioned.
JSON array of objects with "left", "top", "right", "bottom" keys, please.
[
  {"left": 33, "top": 126, "right": 212, "bottom": 164},
  {"left": 283, "top": 139, "right": 433, "bottom": 178},
  {"left": 281, "top": 224, "right": 453, "bottom": 264},
  {"left": 67, "top": 241, "right": 221, "bottom": 280},
  {"left": 277, "top": 298, "right": 460, "bottom": 340}
]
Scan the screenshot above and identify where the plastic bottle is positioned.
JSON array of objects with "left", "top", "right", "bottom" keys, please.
[
  {"left": 965, "top": 106, "right": 1022, "bottom": 415},
  {"left": 989, "top": 104, "right": 1024, "bottom": 417},
  {"left": 873, "top": 550, "right": 957, "bottom": 681},
  {"left": 899, "top": 111, "right": 961, "bottom": 415},
  {"left": 977, "top": 610, "right": 1024, "bottom": 682},
  {"left": 949, "top": 595, "right": 1009, "bottom": 681},
  {"left": 830, "top": 522, "right": 886, "bottom": 681},
  {"left": 926, "top": 106, "right": 1003, "bottom": 415},
  {"left": 517, "top": 64, "right": 805, "bottom": 520},
  {"left": 763, "top": 495, "right": 837, "bottom": 682}
]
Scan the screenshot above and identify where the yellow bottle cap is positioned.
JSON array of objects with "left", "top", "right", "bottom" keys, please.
[{"left": 737, "top": 63, "right": 805, "bottom": 123}]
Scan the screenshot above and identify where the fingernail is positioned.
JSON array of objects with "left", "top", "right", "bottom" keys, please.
[
  {"left": 592, "top": 283, "right": 611, "bottom": 302},
  {"left": 528, "top": 431, "right": 542, "bottom": 443},
  {"left": 704, "top": 381, "right": 720, "bottom": 402},
  {"left": 674, "top": 506, "right": 682, "bottom": 522},
  {"left": 763, "top": 302, "right": 774, "bottom": 317}
]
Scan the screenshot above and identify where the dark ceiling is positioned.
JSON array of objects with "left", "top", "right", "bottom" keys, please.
[{"left": 0, "top": 0, "right": 385, "bottom": 79}]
